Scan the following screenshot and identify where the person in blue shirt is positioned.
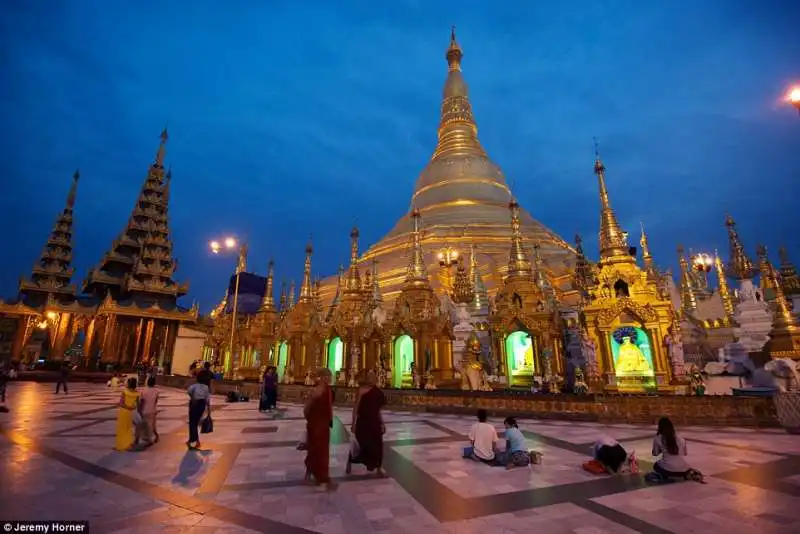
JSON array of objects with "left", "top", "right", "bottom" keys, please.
[{"left": 500, "top": 417, "right": 531, "bottom": 469}]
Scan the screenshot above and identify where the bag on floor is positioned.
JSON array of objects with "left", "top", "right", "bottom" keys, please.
[
  {"left": 529, "top": 450, "right": 543, "bottom": 465},
  {"left": 583, "top": 459, "right": 607, "bottom": 475},
  {"left": 462, "top": 446, "right": 474, "bottom": 459},
  {"left": 350, "top": 436, "right": 360, "bottom": 458},
  {"left": 201, "top": 415, "right": 214, "bottom": 434}
]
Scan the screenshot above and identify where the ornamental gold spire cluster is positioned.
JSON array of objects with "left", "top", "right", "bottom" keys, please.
[
  {"left": 469, "top": 244, "right": 488, "bottom": 310},
  {"left": 760, "top": 250, "right": 799, "bottom": 343},
  {"left": 19, "top": 170, "right": 80, "bottom": 301},
  {"left": 757, "top": 244, "right": 780, "bottom": 301},
  {"left": 299, "top": 241, "right": 314, "bottom": 302},
  {"left": 404, "top": 208, "right": 430, "bottom": 287},
  {"left": 288, "top": 280, "right": 296, "bottom": 308},
  {"left": 370, "top": 259, "right": 383, "bottom": 305},
  {"left": 430, "top": 27, "right": 487, "bottom": 162},
  {"left": 677, "top": 245, "right": 697, "bottom": 313},
  {"left": 259, "top": 259, "right": 275, "bottom": 311},
  {"left": 572, "top": 234, "right": 593, "bottom": 300},
  {"left": 639, "top": 223, "right": 658, "bottom": 280},
  {"left": 724, "top": 215, "right": 756, "bottom": 280},
  {"left": 714, "top": 252, "right": 735, "bottom": 320},
  {"left": 507, "top": 199, "right": 532, "bottom": 278},
  {"left": 345, "top": 227, "right": 362, "bottom": 292},
  {"left": 593, "top": 143, "right": 630, "bottom": 262},
  {"left": 779, "top": 247, "right": 800, "bottom": 299},
  {"left": 453, "top": 257, "right": 474, "bottom": 304}
]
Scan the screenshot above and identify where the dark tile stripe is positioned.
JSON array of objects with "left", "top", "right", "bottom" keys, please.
[
  {"left": 713, "top": 456, "right": 800, "bottom": 497},
  {"left": 0, "top": 429, "right": 314, "bottom": 534},
  {"left": 577, "top": 499, "right": 676, "bottom": 534},
  {"left": 687, "top": 436, "right": 800, "bottom": 457},
  {"left": 222, "top": 473, "right": 376, "bottom": 492},
  {"left": 46, "top": 419, "right": 108, "bottom": 437}
]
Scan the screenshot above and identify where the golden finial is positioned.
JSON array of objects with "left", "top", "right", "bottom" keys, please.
[
  {"left": 506, "top": 198, "right": 532, "bottom": 279},
  {"left": 453, "top": 257, "right": 474, "bottom": 304},
  {"left": 154, "top": 127, "right": 168, "bottom": 168},
  {"left": 756, "top": 244, "right": 780, "bottom": 300},
  {"left": 573, "top": 233, "right": 592, "bottom": 298},
  {"left": 66, "top": 169, "right": 79, "bottom": 210},
  {"left": 677, "top": 245, "right": 697, "bottom": 313},
  {"left": 288, "top": 280, "right": 296, "bottom": 308},
  {"left": 759, "top": 249, "right": 797, "bottom": 333},
  {"left": 713, "top": 251, "right": 735, "bottom": 320},
  {"left": 260, "top": 259, "right": 275, "bottom": 311},
  {"left": 405, "top": 207, "right": 430, "bottom": 286},
  {"left": 331, "top": 265, "right": 345, "bottom": 307},
  {"left": 299, "top": 239, "right": 314, "bottom": 302},
  {"left": 345, "top": 227, "right": 362, "bottom": 292},
  {"left": 279, "top": 281, "right": 287, "bottom": 311},
  {"left": 778, "top": 246, "right": 800, "bottom": 298},
  {"left": 639, "top": 222, "right": 658, "bottom": 279},
  {"left": 724, "top": 215, "right": 756, "bottom": 280},
  {"left": 593, "top": 140, "right": 630, "bottom": 262},
  {"left": 447, "top": 26, "right": 462, "bottom": 70}
]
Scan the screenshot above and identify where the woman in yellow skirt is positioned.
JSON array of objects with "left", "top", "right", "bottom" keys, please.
[{"left": 115, "top": 377, "right": 141, "bottom": 451}]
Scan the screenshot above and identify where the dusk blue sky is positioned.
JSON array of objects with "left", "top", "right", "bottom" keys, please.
[{"left": 1, "top": 1, "right": 799, "bottom": 311}]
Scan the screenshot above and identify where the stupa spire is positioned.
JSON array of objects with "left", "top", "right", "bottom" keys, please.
[
  {"left": 155, "top": 127, "right": 168, "bottom": 167},
  {"left": 507, "top": 199, "right": 532, "bottom": 278},
  {"left": 19, "top": 170, "right": 81, "bottom": 301},
  {"left": 288, "top": 280, "right": 296, "bottom": 308},
  {"left": 404, "top": 208, "right": 429, "bottom": 286},
  {"left": 778, "top": 247, "right": 800, "bottom": 299},
  {"left": 759, "top": 249, "right": 798, "bottom": 333},
  {"left": 594, "top": 140, "right": 630, "bottom": 262},
  {"left": 677, "top": 245, "right": 697, "bottom": 313},
  {"left": 331, "top": 265, "right": 345, "bottom": 307},
  {"left": 431, "top": 27, "right": 487, "bottom": 162},
  {"left": 345, "top": 227, "right": 362, "bottom": 292},
  {"left": 724, "top": 215, "right": 756, "bottom": 280},
  {"left": 260, "top": 259, "right": 275, "bottom": 311},
  {"left": 714, "top": 251, "right": 735, "bottom": 320},
  {"left": 469, "top": 243, "right": 488, "bottom": 309},
  {"left": 298, "top": 241, "right": 314, "bottom": 302},
  {"left": 279, "top": 281, "right": 288, "bottom": 312},
  {"left": 573, "top": 234, "right": 593, "bottom": 300},
  {"left": 370, "top": 259, "right": 383, "bottom": 304}
]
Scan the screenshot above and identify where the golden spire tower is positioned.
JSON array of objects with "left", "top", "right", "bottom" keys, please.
[
  {"left": 345, "top": 227, "right": 362, "bottom": 292},
  {"left": 288, "top": 280, "right": 296, "bottom": 308},
  {"left": 757, "top": 244, "right": 779, "bottom": 302},
  {"left": 260, "top": 259, "right": 275, "bottom": 311},
  {"left": 453, "top": 257, "right": 474, "bottom": 304},
  {"left": 724, "top": 215, "right": 756, "bottom": 280},
  {"left": 19, "top": 170, "right": 80, "bottom": 302},
  {"left": 677, "top": 245, "right": 697, "bottom": 313},
  {"left": 299, "top": 240, "right": 314, "bottom": 303},
  {"left": 279, "top": 281, "right": 288, "bottom": 312},
  {"left": 639, "top": 222, "right": 658, "bottom": 280},
  {"left": 761, "top": 251, "right": 800, "bottom": 357},
  {"left": 469, "top": 243, "right": 488, "bottom": 310},
  {"left": 507, "top": 199, "right": 532, "bottom": 279},
  {"left": 405, "top": 208, "right": 430, "bottom": 287},
  {"left": 594, "top": 142, "right": 630, "bottom": 262},
  {"left": 714, "top": 251, "right": 735, "bottom": 321},
  {"left": 348, "top": 29, "right": 575, "bottom": 305},
  {"left": 778, "top": 247, "right": 800, "bottom": 301}
]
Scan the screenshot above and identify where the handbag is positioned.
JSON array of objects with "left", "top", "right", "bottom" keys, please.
[
  {"left": 350, "top": 435, "right": 360, "bottom": 458},
  {"left": 201, "top": 414, "right": 214, "bottom": 434},
  {"left": 133, "top": 411, "right": 143, "bottom": 426}
]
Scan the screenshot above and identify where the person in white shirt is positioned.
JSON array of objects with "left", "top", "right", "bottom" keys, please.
[
  {"left": 186, "top": 379, "right": 211, "bottom": 449},
  {"left": 465, "top": 409, "right": 498, "bottom": 463}
]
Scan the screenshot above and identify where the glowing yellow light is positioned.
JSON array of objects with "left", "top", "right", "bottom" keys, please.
[
  {"left": 224, "top": 237, "right": 237, "bottom": 249},
  {"left": 451, "top": 251, "right": 458, "bottom": 259},
  {"left": 45, "top": 311, "right": 57, "bottom": 320},
  {"left": 788, "top": 86, "right": 800, "bottom": 104},
  {"left": 209, "top": 240, "right": 221, "bottom": 254},
  {"left": 37, "top": 321, "right": 48, "bottom": 330}
]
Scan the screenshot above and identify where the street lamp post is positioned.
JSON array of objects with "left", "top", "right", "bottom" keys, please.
[{"left": 210, "top": 237, "right": 246, "bottom": 371}]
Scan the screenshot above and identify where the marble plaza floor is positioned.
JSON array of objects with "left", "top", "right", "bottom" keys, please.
[{"left": 1, "top": 383, "right": 800, "bottom": 534}]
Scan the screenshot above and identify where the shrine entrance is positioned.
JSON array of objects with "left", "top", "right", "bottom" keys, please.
[
  {"left": 277, "top": 341, "right": 288, "bottom": 379},
  {"left": 505, "top": 331, "right": 535, "bottom": 386},
  {"left": 392, "top": 334, "right": 414, "bottom": 388},
  {"left": 327, "top": 337, "right": 343, "bottom": 374}
]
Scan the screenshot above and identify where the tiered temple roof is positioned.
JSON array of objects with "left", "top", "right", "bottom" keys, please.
[
  {"left": 19, "top": 170, "right": 80, "bottom": 305},
  {"left": 82, "top": 129, "right": 189, "bottom": 304}
]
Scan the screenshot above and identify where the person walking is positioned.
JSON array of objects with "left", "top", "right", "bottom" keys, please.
[
  {"left": 187, "top": 375, "right": 211, "bottom": 449},
  {"left": 136, "top": 376, "right": 160, "bottom": 445},
  {"left": 260, "top": 366, "right": 278, "bottom": 412},
  {"left": 115, "top": 378, "right": 140, "bottom": 451},
  {"left": 304, "top": 368, "right": 336, "bottom": 491},
  {"left": 346, "top": 369, "right": 386, "bottom": 476},
  {"left": 55, "top": 361, "right": 71, "bottom": 394}
]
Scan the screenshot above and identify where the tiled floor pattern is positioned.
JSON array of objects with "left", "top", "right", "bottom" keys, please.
[{"left": 1, "top": 382, "right": 799, "bottom": 533}]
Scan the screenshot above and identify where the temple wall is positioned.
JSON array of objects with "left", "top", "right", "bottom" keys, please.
[{"left": 157, "top": 375, "right": 777, "bottom": 427}]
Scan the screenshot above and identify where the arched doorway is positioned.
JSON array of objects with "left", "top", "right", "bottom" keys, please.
[
  {"left": 277, "top": 341, "right": 288, "bottom": 379},
  {"left": 392, "top": 334, "right": 414, "bottom": 388},
  {"left": 505, "top": 331, "right": 534, "bottom": 379},
  {"left": 328, "top": 337, "right": 343, "bottom": 374}
]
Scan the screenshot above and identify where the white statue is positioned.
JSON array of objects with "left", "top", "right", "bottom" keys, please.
[
  {"left": 371, "top": 304, "right": 387, "bottom": 326},
  {"left": 304, "top": 367, "right": 314, "bottom": 386},
  {"left": 580, "top": 330, "right": 598, "bottom": 378},
  {"left": 283, "top": 360, "right": 295, "bottom": 384},
  {"left": 665, "top": 326, "right": 686, "bottom": 379},
  {"left": 424, "top": 369, "right": 437, "bottom": 390}
]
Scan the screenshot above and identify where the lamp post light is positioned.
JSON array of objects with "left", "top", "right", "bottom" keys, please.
[
  {"left": 787, "top": 85, "right": 800, "bottom": 115},
  {"left": 209, "top": 236, "right": 245, "bottom": 369},
  {"left": 692, "top": 252, "right": 714, "bottom": 274}
]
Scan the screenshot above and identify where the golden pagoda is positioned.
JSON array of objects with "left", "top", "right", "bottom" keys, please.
[
  {"left": 779, "top": 247, "right": 800, "bottom": 312},
  {"left": 579, "top": 147, "right": 675, "bottom": 392},
  {"left": 320, "top": 29, "right": 576, "bottom": 305},
  {"left": 489, "top": 199, "right": 563, "bottom": 387},
  {"left": 759, "top": 246, "right": 800, "bottom": 359}
]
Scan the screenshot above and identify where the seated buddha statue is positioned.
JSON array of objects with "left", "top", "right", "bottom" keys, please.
[{"left": 615, "top": 336, "right": 652, "bottom": 375}]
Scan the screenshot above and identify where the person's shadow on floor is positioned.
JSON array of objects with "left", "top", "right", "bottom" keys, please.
[{"left": 172, "top": 448, "right": 212, "bottom": 486}]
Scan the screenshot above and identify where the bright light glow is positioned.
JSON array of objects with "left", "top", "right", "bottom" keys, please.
[
  {"left": 437, "top": 252, "right": 444, "bottom": 261},
  {"left": 451, "top": 251, "right": 458, "bottom": 259},
  {"left": 45, "top": 311, "right": 57, "bottom": 320},
  {"left": 693, "top": 252, "right": 714, "bottom": 272},
  {"left": 37, "top": 320, "right": 48, "bottom": 330},
  {"left": 224, "top": 237, "right": 237, "bottom": 249},
  {"left": 209, "top": 240, "right": 221, "bottom": 254},
  {"left": 787, "top": 86, "right": 800, "bottom": 104}
]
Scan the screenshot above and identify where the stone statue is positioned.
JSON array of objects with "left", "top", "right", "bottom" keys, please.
[
  {"left": 479, "top": 368, "right": 492, "bottom": 391},
  {"left": 371, "top": 304, "right": 387, "bottom": 326},
  {"left": 573, "top": 368, "right": 588, "bottom": 394},
  {"left": 580, "top": 329, "right": 598, "bottom": 378},
  {"left": 665, "top": 326, "right": 686, "bottom": 379},
  {"left": 304, "top": 367, "right": 314, "bottom": 386},
  {"left": 688, "top": 365, "right": 705, "bottom": 396},
  {"left": 376, "top": 361, "right": 388, "bottom": 388},
  {"left": 411, "top": 362, "right": 421, "bottom": 389},
  {"left": 283, "top": 360, "right": 295, "bottom": 384},
  {"left": 424, "top": 368, "right": 436, "bottom": 390}
]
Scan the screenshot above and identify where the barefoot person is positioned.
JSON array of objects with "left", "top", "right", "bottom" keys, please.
[
  {"left": 649, "top": 417, "right": 704, "bottom": 483},
  {"left": 303, "top": 368, "right": 336, "bottom": 491},
  {"left": 346, "top": 369, "right": 386, "bottom": 476},
  {"left": 136, "top": 376, "right": 160, "bottom": 445},
  {"left": 186, "top": 375, "right": 210, "bottom": 450},
  {"left": 114, "top": 378, "right": 140, "bottom": 451}
]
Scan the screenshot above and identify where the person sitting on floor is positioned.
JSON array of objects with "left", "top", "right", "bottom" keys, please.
[
  {"left": 499, "top": 417, "right": 531, "bottom": 469},
  {"left": 464, "top": 409, "right": 498, "bottom": 464},
  {"left": 649, "top": 417, "right": 705, "bottom": 483},
  {"left": 589, "top": 435, "right": 629, "bottom": 474}
]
